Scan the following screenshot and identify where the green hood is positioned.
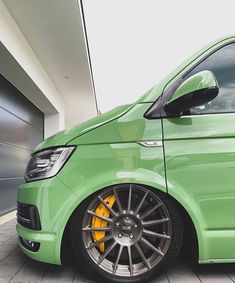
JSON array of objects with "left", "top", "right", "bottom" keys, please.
[{"left": 35, "top": 104, "right": 133, "bottom": 152}]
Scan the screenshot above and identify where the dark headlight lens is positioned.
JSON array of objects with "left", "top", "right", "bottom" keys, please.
[{"left": 25, "top": 147, "right": 75, "bottom": 182}]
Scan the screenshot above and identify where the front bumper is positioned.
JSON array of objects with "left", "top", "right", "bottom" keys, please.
[
  {"left": 17, "top": 176, "right": 77, "bottom": 265},
  {"left": 17, "top": 224, "right": 58, "bottom": 264}
]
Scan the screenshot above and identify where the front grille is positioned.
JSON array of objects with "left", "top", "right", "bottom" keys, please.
[{"left": 17, "top": 202, "right": 41, "bottom": 230}]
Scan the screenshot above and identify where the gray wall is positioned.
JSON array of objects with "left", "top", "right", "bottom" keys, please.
[{"left": 0, "top": 74, "right": 44, "bottom": 215}]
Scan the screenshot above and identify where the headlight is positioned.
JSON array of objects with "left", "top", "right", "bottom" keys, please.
[{"left": 25, "top": 146, "right": 75, "bottom": 182}]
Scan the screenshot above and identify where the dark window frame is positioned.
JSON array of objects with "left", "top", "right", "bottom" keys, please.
[{"left": 145, "top": 41, "right": 235, "bottom": 119}]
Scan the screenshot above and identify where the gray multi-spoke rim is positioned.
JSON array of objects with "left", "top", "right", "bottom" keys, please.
[{"left": 82, "top": 185, "right": 172, "bottom": 277}]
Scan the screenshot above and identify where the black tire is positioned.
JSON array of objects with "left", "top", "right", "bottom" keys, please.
[{"left": 70, "top": 185, "right": 183, "bottom": 283}]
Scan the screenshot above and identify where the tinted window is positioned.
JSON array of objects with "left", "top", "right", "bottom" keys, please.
[{"left": 184, "top": 43, "right": 235, "bottom": 114}]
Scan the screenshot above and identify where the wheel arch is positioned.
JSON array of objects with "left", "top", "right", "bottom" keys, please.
[
  {"left": 165, "top": 193, "right": 199, "bottom": 261},
  {"left": 60, "top": 182, "right": 199, "bottom": 264}
]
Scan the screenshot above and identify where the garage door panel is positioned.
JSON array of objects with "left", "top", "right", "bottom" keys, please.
[
  {"left": 0, "top": 74, "right": 43, "bottom": 130},
  {"left": 0, "top": 144, "right": 31, "bottom": 179},
  {"left": 0, "top": 106, "right": 43, "bottom": 150},
  {"left": 0, "top": 178, "right": 24, "bottom": 215},
  {"left": 0, "top": 74, "right": 43, "bottom": 215}
]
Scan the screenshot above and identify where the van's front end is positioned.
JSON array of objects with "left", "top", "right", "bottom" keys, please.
[{"left": 17, "top": 101, "right": 166, "bottom": 267}]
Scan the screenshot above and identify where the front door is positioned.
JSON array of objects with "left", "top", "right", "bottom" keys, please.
[{"left": 163, "top": 43, "right": 235, "bottom": 261}]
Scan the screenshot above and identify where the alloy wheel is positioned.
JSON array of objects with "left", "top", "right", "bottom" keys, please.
[{"left": 82, "top": 184, "right": 172, "bottom": 277}]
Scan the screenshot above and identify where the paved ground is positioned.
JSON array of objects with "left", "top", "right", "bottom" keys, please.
[{"left": 1, "top": 219, "right": 235, "bottom": 283}]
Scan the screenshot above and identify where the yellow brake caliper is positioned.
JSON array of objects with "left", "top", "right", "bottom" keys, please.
[{"left": 91, "top": 194, "right": 116, "bottom": 253}]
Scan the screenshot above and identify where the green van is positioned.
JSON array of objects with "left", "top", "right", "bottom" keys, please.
[{"left": 17, "top": 36, "right": 235, "bottom": 282}]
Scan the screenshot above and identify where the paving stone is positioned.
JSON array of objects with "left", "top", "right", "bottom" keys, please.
[
  {"left": 199, "top": 276, "right": 233, "bottom": 283},
  {"left": 0, "top": 236, "right": 10, "bottom": 244},
  {"left": 166, "top": 270, "right": 201, "bottom": 282},
  {"left": 197, "top": 268, "right": 233, "bottom": 279},
  {"left": 168, "top": 259, "right": 192, "bottom": 271},
  {"left": 195, "top": 263, "right": 235, "bottom": 282},
  {"left": 10, "top": 260, "right": 48, "bottom": 283},
  {"left": 150, "top": 273, "right": 169, "bottom": 282},
  {"left": 73, "top": 270, "right": 170, "bottom": 283},
  {"left": 4, "top": 238, "right": 17, "bottom": 245},
  {"left": 0, "top": 230, "right": 13, "bottom": 237},
  {"left": 0, "top": 250, "right": 13, "bottom": 262},
  {"left": 73, "top": 272, "right": 95, "bottom": 283},
  {"left": 4, "top": 220, "right": 16, "bottom": 226},
  {"left": 10, "top": 248, "right": 23, "bottom": 256},
  {"left": 1, "top": 230, "right": 15, "bottom": 236},
  {"left": 0, "top": 275, "right": 12, "bottom": 283},
  {"left": 1, "top": 253, "right": 27, "bottom": 266},
  {"left": 2, "top": 225, "right": 16, "bottom": 231},
  {"left": 42, "top": 266, "right": 75, "bottom": 283},
  {"left": 0, "top": 245, "right": 16, "bottom": 253},
  {"left": 0, "top": 263, "right": 22, "bottom": 276},
  {"left": 227, "top": 271, "right": 235, "bottom": 281}
]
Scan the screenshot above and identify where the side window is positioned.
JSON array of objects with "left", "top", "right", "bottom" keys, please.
[{"left": 184, "top": 43, "right": 235, "bottom": 114}]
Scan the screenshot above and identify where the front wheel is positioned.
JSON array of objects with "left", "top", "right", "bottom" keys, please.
[{"left": 70, "top": 184, "right": 183, "bottom": 282}]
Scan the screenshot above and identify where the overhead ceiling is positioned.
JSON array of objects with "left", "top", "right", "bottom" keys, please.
[
  {"left": 3, "top": 0, "right": 97, "bottom": 128},
  {"left": 0, "top": 42, "right": 58, "bottom": 113}
]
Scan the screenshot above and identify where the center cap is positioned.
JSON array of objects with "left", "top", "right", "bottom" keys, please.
[{"left": 121, "top": 223, "right": 133, "bottom": 234}]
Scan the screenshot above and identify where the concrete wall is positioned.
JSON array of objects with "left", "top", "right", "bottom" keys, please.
[{"left": 0, "top": 0, "right": 65, "bottom": 138}]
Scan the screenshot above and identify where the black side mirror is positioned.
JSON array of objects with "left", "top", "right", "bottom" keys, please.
[{"left": 164, "top": 70, "right": 219, "bottom": 117}]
